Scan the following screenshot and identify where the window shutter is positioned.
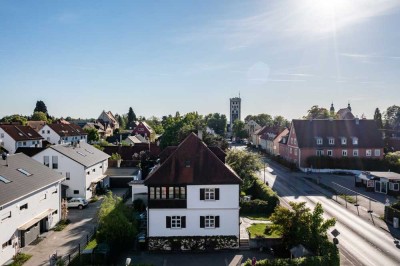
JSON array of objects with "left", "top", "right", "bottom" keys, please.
[
  {"left": 200, "top": 216, "right": 205, "bottom": 228},
  {"left": 215, "top": 216, "right": 220, "bottom": 228},
  {"left": 166, "top": 216, "right": 171, "bottom": 228},
  {"left": 181, "top": 216, "right": 186, "bottom": 228},
  {"left": 200, "top": 188, "right": 205, "bottom": 200},
  {"left": 215, "top": 188, "right": 220, "bottom": 200}
]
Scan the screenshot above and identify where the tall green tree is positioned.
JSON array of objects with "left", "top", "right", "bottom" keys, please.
[
  {"left": 273, "top": 115, "right": 290, "bottom": 129},
  {"left": 232, "top": 120, "right": 248, "bottom": 139},
  {"left": 206, "top": 113, "right": 227, "bottom": 136},
  {"left": 34, "top": 100, "right": 48, "bottom": 115},
  {"left": 384, "top": 105, "right": 400, "bottom": 129},
  {"left": 270, "top": 201, "right": 336, "bottom": 254},
  {"left": 373, "top": 108, "right": 383, "bottom": 129},
  {"left": 145, "top": 116, "right": 164, "bottom": 134},
  {"left": 127, "top": 107, "right": 136, "bottom": 129},
  {"left": 245, "top": 114, "right": 273, "bottom": 127},
  {"left": 31, "top": 111, "right": 48, "bottom": 122},
  {"left": 226, "top": 149, "right": 262, "bottom": 191},
  {"left": 303, "top": 105, "right": 330, "bottom": 119},
  {"left": 84, "top": 128, "right": 100, "bottom": 143},
  {"left": 117, "top": 114, "right": 126, "bottom": 130}
]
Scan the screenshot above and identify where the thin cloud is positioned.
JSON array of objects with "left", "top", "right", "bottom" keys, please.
[{"left": 340, "top": 53, "right": 400, "bottom": 60}]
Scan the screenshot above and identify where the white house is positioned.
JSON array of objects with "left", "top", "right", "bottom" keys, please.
[
  {"left": 0, "top": 153, "right": 64, "bottom": 265},
  {"left": 39, "top": 123, "right": 87, "bottom": 145},
  {"left": 0, "top": 125, "right": 43, "bottom": 154},
  {"left": 144, "top": 133, "right": 242, "bottom": 250},
  {"left": 245, "top": 120, "right": 262, "bottom": 140},
  {"left": 98, "top": 110, "right": 119, "bottom": 132},
  {"left": 32, "top": 142, "right": 110, "bottom": 200}
]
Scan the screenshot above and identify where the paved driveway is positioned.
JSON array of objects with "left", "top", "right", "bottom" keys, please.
[{"left": 23, "top": 199, "right": 102, "bottom": 266}]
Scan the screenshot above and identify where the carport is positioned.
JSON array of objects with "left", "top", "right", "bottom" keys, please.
[{"left": 104, "top": 168, "right": 139, "bottom": 188}]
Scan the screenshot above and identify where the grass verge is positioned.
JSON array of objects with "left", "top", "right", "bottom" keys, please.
[
  {"left": 10, "top": 253, "right": 32, "bottom": 266},
  {"left": 53, "top": 219, "right": 70, "bottom": 231},
  {"left": 248, "top": 223, "right": 281, "bottom": 238}
]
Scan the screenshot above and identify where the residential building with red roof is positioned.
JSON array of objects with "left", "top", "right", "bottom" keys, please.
[
  {"left": 143, "top": 133, "right": 242, "bottom": 250},
  {"left": 132, "top": 121, "right": 155, "bottom": 141},
  {"left": 39, "top": 123, "right": 87, "bottom": 145},
  {"left": 0, "top": 125, "right": 43, "bottom": 154}
]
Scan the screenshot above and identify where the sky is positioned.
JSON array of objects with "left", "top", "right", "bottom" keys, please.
[{"left": 1, "top": 0, "right": 400, "bottom": 121}]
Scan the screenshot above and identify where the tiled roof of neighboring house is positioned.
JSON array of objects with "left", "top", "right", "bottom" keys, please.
[
  {"left": 106, "top": 111, "right": 117, "bottom": 123},
  {"left": 144, "top": 133, "right": 242, "bottom": 185},
  {"left": 48, "top": 123, "right": 87, "bottom": 137},
  {"left": 0, "top": 153, "right": 64, "bottom": 206},
  {"left": 0, "top": 125, "right": 44, "bottom": 141},
  {"left": 138, "top": 121, "right": 155, "bottom": 134},
  {"left": 27, "top": 121, "right": 47, "bottom": 132},
  {"left": 337, "top": 108, "right": 355, "bottom": 120},
  {"left": 83, "top": 122, "right": 105, "bottom": 132},
  {"left": 292, "top": 119, "right": 383, "bottom": 148},
  {"left": 16, "top": 147, "right": 47, "bottom": 157},
  {"left": 103, "top": 144, "right": 161, "bottom": 160},
  {"left": 159, "top": 145, "right": 226, "bottom": 164},
  {"left": 49, "top": 142, "right": 110, "bottom": 168},
  {"left": 254, "top": 125, "right": 281, "bottom": 136}
]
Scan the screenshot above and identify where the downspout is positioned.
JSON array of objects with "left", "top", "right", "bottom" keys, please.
[{"left": 298, "top": 149, "right": 301, "bottom": 169}]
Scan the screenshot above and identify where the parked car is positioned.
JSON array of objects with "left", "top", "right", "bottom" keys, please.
[{"left": 67, "top": 198, "right": 88, "bottom": 209}]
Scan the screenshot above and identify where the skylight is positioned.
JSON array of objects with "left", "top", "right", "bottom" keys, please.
[
  {"left": 18, "top": 133, "right": 23, "bottom": 136},
  {"left": 0, "top": 175, "right": 11, "bottom": 184},
  {"left": 27, "top": 133, "right": 32, "bottom": 136},
  {"left": 76, "top": 151, "right": 87, "bottom": 157},
  {"left": 17, "top": 168, "right": 32, "bottom": 176},
  {"left": 84, "top": 149, "right": 94, "bottom": 154}
]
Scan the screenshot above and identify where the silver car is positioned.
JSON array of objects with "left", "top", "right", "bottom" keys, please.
[{"left": 67, "top": 198, "right": 88, "bottom": 209}]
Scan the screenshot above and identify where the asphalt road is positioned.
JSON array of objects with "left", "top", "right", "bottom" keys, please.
[{"left": 260, "top": 157, "right": 400, "bottom": 266}]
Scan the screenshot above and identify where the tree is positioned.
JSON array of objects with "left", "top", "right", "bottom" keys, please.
[
  {"left": 303, "top": 105, "right": 330, "bottom": 119},
  {"left": 206, "top": 113, "right": 227, "bottom": 136},
  {"left": 127, "top": 107, "right": 136, "bottom": 129},
  {"left": 0, "top": 114, "right": 28, "bottom": 125},
  {"left": 232, "top": 120, "right": 248, "bottom": 139},
  {"left": 117, "top": 114, "right": 126, "bottom": 130},
  {"left": 226, "top": 149, "right": 262, "bottom": 191},
  {"left": 203, "top": 132, "right": 229, "bottom": 150},
  {"left": 384, "top": 105, "right": 400, "bottom": 129},
  {"left": 270, "top": 202, "right": 335, "bottom": 254},
  {"left": 273, "top": 115, "right": 290, "bottom": 129},
  {"left": 84, "top": 128, "right": 99, "bottom": 143},
  {"left": 31, "top": 111, "right": 48, "bottom": 122},
  {"left": 245, "top": 114, "right": 273, "bottom": 127},
  {"left": 34, "top": 100, "right": 48, "bottom": 115},
  {"left": 145, "top": 116, "right": 165, "bottom": 134},
  {"left": 373, "top": 108, "right": 383, "bottom": 129}
]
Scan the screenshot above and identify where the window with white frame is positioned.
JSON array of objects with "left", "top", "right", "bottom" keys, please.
[
  {"left": 205, "top": 188, "right": 215, "bottom": 200},
  {"left": 342, "top": 150, "right": 348, "bottom": 156},
  {"left": 327, "top": 150, "right": 333, "bottom": 156},
  {"left": 352, "top": 137, "right": 358, "bottom": 145},
  {"left": 353, "top": 150, "right": 359, "bottom": 157},
  {"left": 366, "top": 149, "right": 372, "bottom": 156},
  {"left": 341, "top": 137, "right": 347, "bottom": 145},
  {"left": 316, "top": 150, "right": 324, "bottom": 156},
  {"left": 374, "top": 149, "right": 381, "bottom": 156},
  {"left": 329, "top": 138, "right": 335, "bottom": 145},
  {"left": 52, "top": 156, "right": 58, "bottom": 169},
  {"left": 200, "top": 215, "right": 220, "bottom": 228},
  {"left": 43, "top": 156, "right": 49, "bottom": 167},
  {"left": 166, "top": 216, "right": 186, "bottom": 229},
  {"left": 316, "top": 138, "right": 323, "bottom": 145}
]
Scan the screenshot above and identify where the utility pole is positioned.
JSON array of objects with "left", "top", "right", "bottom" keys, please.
[{"left": 264, "top": 161, "right": 266, "bottom": 184}]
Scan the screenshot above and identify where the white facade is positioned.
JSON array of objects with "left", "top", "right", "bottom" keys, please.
[
  {"left": 148, "top": 184, "right": 240, "bottom": 237},
  {"left": 245, "top": 120, "right": 261, "bottom": 139},
  {"left": 0, "top": 183, "right": 61, "bottom": 265},
  {"left": 0, "top": 128, "right": 42, "bottom": 154},
  {"left": 32, "top": 149, "right": 108, "bottom": 200},
  {"left": 39, "top": 125, "right": 87, "bottom": 145}
]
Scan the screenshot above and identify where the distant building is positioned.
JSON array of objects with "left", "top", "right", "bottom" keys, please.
[
  {"left": 230, "top": 96, "right": 241, "bottom": 125},
  {"left": 98, "top": 110, "right": 119, "bottom": 134},
  {"left": 0, "top": 125, "right": 43, "bottom": 154},
  {"left": 39, "top": 123, "right": 88, "bottom": 145},
  {"left": 331, "top": 102, "right": 355, "bottom": 120}
]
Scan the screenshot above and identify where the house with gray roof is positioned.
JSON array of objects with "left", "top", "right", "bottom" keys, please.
[
  {"left": 32, "top": 142, "right": 110, "bottom": 200},
  {"left": 0, "top": 153, "right": 64, "bottom": 265}
]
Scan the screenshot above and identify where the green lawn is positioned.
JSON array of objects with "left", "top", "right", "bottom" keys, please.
[
  {"left": 85, "top": 239, "right": 98, "bottom": 250},
  {"left": 247, "top": 223, "right": 281, "bottom": 238}
]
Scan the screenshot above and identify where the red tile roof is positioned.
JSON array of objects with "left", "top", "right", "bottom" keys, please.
[
  {"left": 48, "top": 123, "right": 87, "bottom": 137},
  {"left": 144, "top": 133, "right": 242, "bottom": 185},
  {"left": 0, "top": 125, "right": 43, "bottom": 141}
]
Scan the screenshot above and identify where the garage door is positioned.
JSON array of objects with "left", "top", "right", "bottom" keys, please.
[{"left": 109, "top": 178, "right": 133, "bottom": 188}]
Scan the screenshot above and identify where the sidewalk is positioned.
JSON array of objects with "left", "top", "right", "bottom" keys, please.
[{"left": 23, "top": 199, "right": 102, "bottom": 266}]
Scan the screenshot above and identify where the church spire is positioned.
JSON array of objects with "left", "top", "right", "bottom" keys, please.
[
  {"left": 330, "top": 102, "right": 335, "bottom": 116},
  {"left": 348, "top": 101, "right": 352, "bottom": 112}
]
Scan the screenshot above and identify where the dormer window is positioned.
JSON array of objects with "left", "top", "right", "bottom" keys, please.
[
  {"left": 328, "top": 138, "right": 335, "bottom": 145},
  {"left": 352, "top": 137, "right": 358, "bottom": 145},
  {"left": 341, "top": 137, "right": 347, "bottom": 145},
  {"left": 316, "top": 138, "right": 323, "bottom": 145}
]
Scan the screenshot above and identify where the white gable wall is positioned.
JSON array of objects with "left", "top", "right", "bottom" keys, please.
[
  {"left": 0, "top": 129, "right": 42, "bottom": 154},
  {"left": 0, "top": 183, "right": 61, "bottom": 265}
]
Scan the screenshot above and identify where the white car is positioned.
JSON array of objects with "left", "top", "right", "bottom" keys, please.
[{"left": 67, "top": 198, "right": 88, "bottom": 209}]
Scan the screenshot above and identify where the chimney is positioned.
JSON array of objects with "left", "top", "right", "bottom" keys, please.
[
  {"left": 355, "top": 116, "right": 359, "bottom": 125},
  {"left": 198, "top": 130, "right": 203, "bottom": 140}
]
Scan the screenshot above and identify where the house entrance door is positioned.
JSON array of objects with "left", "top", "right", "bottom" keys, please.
[{"left": 375, "top": 181, "right": 388, "bottom": 194}]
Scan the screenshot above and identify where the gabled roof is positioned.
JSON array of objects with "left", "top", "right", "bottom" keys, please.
[
  {"left": 337, "top": 108, "right": 355, "bottom": 120},
  {"left": 47, "top": 123, "right": 87, "bottom": 137},
  {"left": 144, "top": 133, "right": 242, "bottom": 185},
  {"left": 126, "top": 135, "right": 144, "bottom": 144},
  {"left": 27, "top": 121, "right": 47, "bottom": 132},
  {"left": 16, "top": 147, "right": 47, "bottom": 157},
  {"left": 136, "top": 121, "right": 155, "bottom": 134},
  {"left": 292, "top": 119, "right": 383, "bottom": 148},
  {"left": 0, "top": 153, "right": 64, "bottom": 206},
  {"left": 49, "top": 142, "right": 110, "bottom": 168},
  {"left": 254, "top": 125, "right": 281, "bottom": 136},
  {"left": 0, "top": 125, "right": 43, "bottom": 141}
]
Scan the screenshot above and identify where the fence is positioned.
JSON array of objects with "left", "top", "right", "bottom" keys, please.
[{"left": 52, "top": 226, "right": 96, "bottom": 266}]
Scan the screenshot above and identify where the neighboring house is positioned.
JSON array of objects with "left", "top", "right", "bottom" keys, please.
[
  {"left": 356, "top": 171, "right": 400, "bottom": 195},
  {"left": 83, "top": 122, "right": 107, "bottom": 139},
  {"left": 0, "top": 125, "right": 43, "bottom": 154},
  {"left": 144, "top": 133, "right": 242, "bottom": 250},
  {"left": 98, "top": 110, "right": 119, "bottom": 134},
  {"left": 252, "top": 126, "right": 284, "bottom": 149},
  {"left": 32, "top": 142, "right": 110, "bottom": 200},
  {"left": 39, "top": 124, "right": 88, "bottom": 145},
  {"left": 125, "top": 135, "right": 148, "bottom": 145},
  {"left": 245, "top": 120, "right": 262, "bottom": 140},
  {"left": 26, "top": 121, "right": 47, "bottom": 132},
  {"left": 265, "top": 128, "right": 289, "bottom": 156},
  {"left": 132, "top": 121, "right": 155, "bottom": 141},
  {"left": 280, "top": 119, "right": 384, "bottom": 169},
  {"left": 0, "top": 153, "right": 64, "bottom": 265}
]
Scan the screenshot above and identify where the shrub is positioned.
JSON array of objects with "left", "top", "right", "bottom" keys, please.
[
  {"left": 53, "top": 219, "right": 70, "bottom": 231},
  {"left": 240, "top": 199, "right": 275, "bottom": 216},
  {"left": 246, "top": 176, "right": 279, "bottom": 209},
  {"left": 10, "top": 253, "right": 32, "bottom": 266}
]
